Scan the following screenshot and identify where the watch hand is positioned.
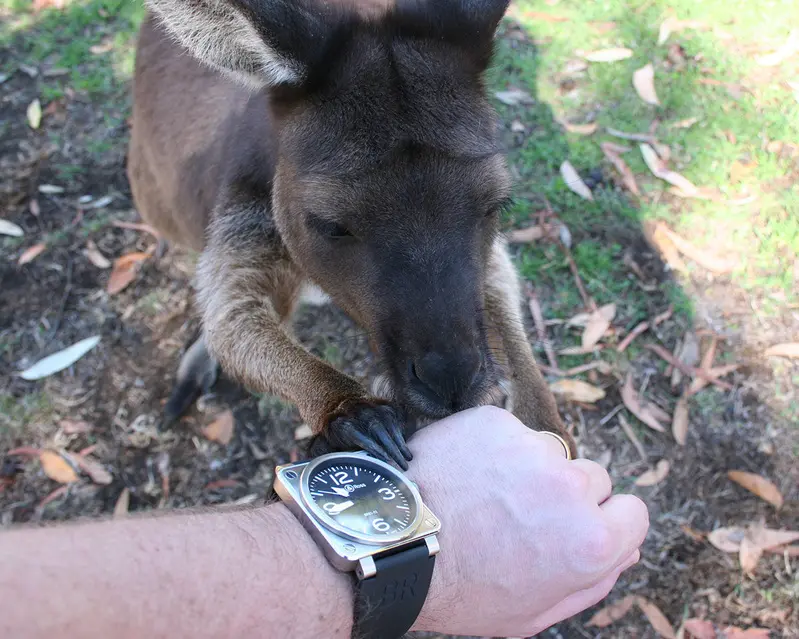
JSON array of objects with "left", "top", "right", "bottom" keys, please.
[
  {"left": 328, "top": 500, "right": 355, "bottom": 515},
  {"left": 331, "top": 487, "right": 351, "bottom": 498}
]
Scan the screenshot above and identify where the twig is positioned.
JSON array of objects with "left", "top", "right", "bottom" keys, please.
[
  {"left": 645, "top": 343, "right": 733, "bottom": 390},
  {"left": 527, "top": 286, "right": 559, "bottom": 370},
  {"left": 599, "top": 404, "right": 625, "bottom": 425},
  {"left": 539, "top": 361, "right": 611, "bottom": 378},
  {"left": 545, "top": 198, "right": 595, "bottom": 311},
  {"left": 44, "top": 258, "right": 73, "bottom": 347},
  {"left": 617, "top": 414, "right": 648, "bottom": 462},
  {"left": 617, "top": 321, "right": 649, "bottom": 353},
  {"left": 112, "top": 220, "right": 160, "bottom": 239},
  {"left": 652, "top": 305, "right": 674, "bottom": 325}
]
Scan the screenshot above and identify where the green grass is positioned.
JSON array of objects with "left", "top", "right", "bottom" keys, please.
[{"left": 494, "top": 0, "right": 799, "bottom": 314}]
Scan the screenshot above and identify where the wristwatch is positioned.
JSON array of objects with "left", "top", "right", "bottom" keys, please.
[{"left": 274, "top": 451, "right": 440, "bottom": 639}]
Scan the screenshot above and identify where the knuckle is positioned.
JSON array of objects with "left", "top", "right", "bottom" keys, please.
[
  {"left": 575, "top": 521, "right": 617, "bottom": 570},
  {"left": 560, "top": 466, "right": 592, "bottom": 497}
]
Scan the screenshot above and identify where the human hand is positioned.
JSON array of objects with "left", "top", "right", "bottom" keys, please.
[{"left": 407, "top": 406, "right": 649, "bottom": 637}]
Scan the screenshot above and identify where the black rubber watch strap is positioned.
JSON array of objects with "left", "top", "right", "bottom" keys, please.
[{"left": 352, "top": 540, "right": 436, "bottom": 639}]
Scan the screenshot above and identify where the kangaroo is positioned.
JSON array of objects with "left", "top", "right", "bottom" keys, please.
[{"left": 127, "top": 0, "right": 577, "bottom": 469}]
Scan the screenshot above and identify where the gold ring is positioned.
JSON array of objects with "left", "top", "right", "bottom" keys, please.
[{"left": 539, "top": 432, "right": 572, "bottom": 460}]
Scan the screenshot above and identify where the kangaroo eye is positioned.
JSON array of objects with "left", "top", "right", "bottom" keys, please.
[{"left": 308, "top": 215, "right": 354, "bottom": 239}]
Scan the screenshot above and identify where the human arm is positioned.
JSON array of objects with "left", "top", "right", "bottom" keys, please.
[{"left": 0, "top": 406, "right": 648, "bottom": 638}]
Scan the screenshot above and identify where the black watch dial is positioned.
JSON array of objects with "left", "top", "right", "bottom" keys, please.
[{"left": 301, "top": 455, "right": 421, "bottom": 544}]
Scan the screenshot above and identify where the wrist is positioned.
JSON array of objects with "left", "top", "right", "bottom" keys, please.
[{"left": 259, "top": 502, "right": 355, "bottom": 636}]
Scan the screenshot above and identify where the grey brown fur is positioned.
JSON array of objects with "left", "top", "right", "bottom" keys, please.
[{"left": 127, "top": 0, "right": 577, "bottom": 467}]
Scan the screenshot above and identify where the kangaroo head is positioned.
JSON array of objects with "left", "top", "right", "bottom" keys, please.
[{"left": 149, "top": 0, "right": 513, "bottom": 419}]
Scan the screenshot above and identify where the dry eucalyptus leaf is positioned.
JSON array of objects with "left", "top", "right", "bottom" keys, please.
[
  {"left": 107, "top": 251, "right": 150, "bottom": 295},
  {"left": 586, "top": 595, "right": 636, "bottom": 627},
  {"left": 84, "top": 241, "right": 112, "bottom": 269},
  {"left": 19, "top": 335, "right": 101, "bottom": 381},
  {"left": 72, "top": 454, "right": 113, "bottom": 485},
  {"left": 39, "top": 450, "right": 79, "bottom": 484},
  {"left": 0, "top": 219, "right": 25, "bottom": 237},
  {"left": 672, "top": 395, "right": 689, "bottom": 445},
  {"left": 655, "top": 222, "right": 736, "bottom": 274},
  {"left": 549, "top": 379, "right": 606, "bottom": 403},
  {"left": 507, "top": 225, "right": 545, "bottom": 243},
  {"left": 727, "top": 471, "right": 783, "bottom": 509},
  {"left": 683, "top": 618, "right": 717, "bottom": 639},
  {"left": 557, "top": 117, "right": 598, "bottom": 135},
  {"left": 722, "top": 628, "right": 770, "bottom": 639},
  {"left": 601, "top": 142, "right": 640, "bottom": 195},
  {"left": 17, "top": 242, "right": 46, "bottom": 265},
  {"left": 640, "top": 144, "right": 699, "bottom": 196},
  {"left": 764, "top": 342, "right": 799, "bottom": 359},
  {"left": 707, "top": 526, "right": 746, "bottom": 553},
  {"left": 560, "top": 160, "right": 594, "bottom": 201},
  {"left": 621, "top": 374, "right": 667, "bottom": 432},
  {"left": 756, "top": 29, "right": 799, "bottom": 66},
  {"left": 670, "top": 117, "right": 699, "bottom": 129},
  {"left": 635, "top": 459, "right": 670, "bottom": 487},
  {"left": 494, "top": 88, "right": 534, "bottom": 106},
  {"left": 650, "top": 221, "right": 687, "bottom": 272},
  {"left": 582, "top": 48, "right": 633, "bottom": 62},
  {"left": 27, "top": 98, "right": 42, "bottom": 129},
  {"left": 635, "top": 597, "right": 676, "bottom": 639},
  {"left": 582, "top": 303, "right": 616, "bottom": 349},
  {"left": 114, "top": 488, "right": 130, "bottom": 518},
  {"left": 633, "top": 63, "right": 660, "bottom": 105},
  {"left": 739, "top": 533, "right": 761, "bottom": 574},
  {"left": 747, "top": 526, "right": 799, "bottom": 551},
  {"left": 202, "top": 409, "right": 235, "bottom": 445},
  {"left": 294, "top": 423, "right": 313, "bottom": 440},
  {"left": 657, "top": 17, "right": 705, "bottom": 45}
]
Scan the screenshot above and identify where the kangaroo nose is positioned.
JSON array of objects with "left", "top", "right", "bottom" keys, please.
[{"left": 410, "top": 351, "right": 483, "bottom": 410}]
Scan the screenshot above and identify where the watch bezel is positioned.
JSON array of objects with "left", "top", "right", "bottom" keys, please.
[{"left": 298, "top": 452, "right": 425, "bottom": 545}]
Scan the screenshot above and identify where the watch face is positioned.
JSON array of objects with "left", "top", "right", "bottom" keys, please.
[{"left": 300, "top": 454, "right": 423, "bottom": 545}]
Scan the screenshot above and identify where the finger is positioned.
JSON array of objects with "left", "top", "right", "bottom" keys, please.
[
  {"left": 532, "top": 431, "right": 571, "bottom": 459},
  {"left": 525, "top": 551, "right": 640, "bottom": 636},
  {"left": 372, "top": 424, "right": 411, "bottom": 470},
  {"left": 568, "top": 459, "right": 612, "bottom": 504},
  {"left": 378, "top": 408, "right": 413, "bottom": 461},
  {"left": 344, "top": 426, "right": 401, "bottom": 468},
  {"left": 599, "top": 494, "right": 650, "bottom": 558}
]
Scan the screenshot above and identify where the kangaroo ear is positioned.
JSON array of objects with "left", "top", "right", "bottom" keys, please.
[
  {"left": 145, "top": 0, "right": 344, "bottom": 89},
  {"left": 395, "top": 0, "right": 510, "bottom": 69}
]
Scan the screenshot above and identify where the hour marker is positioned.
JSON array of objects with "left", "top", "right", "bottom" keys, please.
[
  {"left": 396, "top": 505, "right": 409, "bottom": 510},
  {"left": 373, "top": 476, "right": 380, "bottom": 483},
  {"left": 393, "top": 518, "right": 405, "bottom": 525},
  {"left": 354, "top": 468, "right": 358, "bottom": 477}
]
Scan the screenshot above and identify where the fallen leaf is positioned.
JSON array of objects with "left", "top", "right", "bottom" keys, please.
[
  {"left": 621, "top": 374, "right": 667, "bottom": 432},
  {"left": 722, "top": 628, "right": 770, "bottom": 639},
  {"left": 635, "top": 459, "right": 670, "bottom": 487},
  {"left": 640, "top": 144, "right": 699, "bottom": 196},
  {"left": 672, "top": 395, "right": 689, "bottom": 445},
  {"left": 687, "top": 364, "right": 739, "bottom": 396},
  {"left": 582, "top": 48, "right": 633, "bottom": 62},
  {"left": 658, "top": 17, "right": 705, "bottom": 45},
  {"left": 111, "top": 220, "right": 160, "bottom": 237},
  {"left": 586, "top": 595, "right": 636, "bottom": 627},
  {"left": 510, "top": 119, "right": 525, "bottom": 133},
  {"left": 0, "top": 219, "right": 25, "bottom": 237},
  {"left": 683, "top": 618, "right": 717, "bottom": 639},
  {"left": 727, "top": 471, "right": 783, "bottom": 509},
  {"left": 589, "top": 21, "right": 617, "bottom": 34},
  {"left": 655, "top": 222, "right": 736, "bottom": 274},
  {"left": 670, "top": 117, "right": 699, "bottom": 129},
  {"left": 601, "top": 142, "right": 640, "bottom": 195},
  {"left": 83, "top": 241, "right": 112, "bottom": 269},
  {"left": 635, "top": 597, "right": 676, "bottom": 639},
  {"left": 507, "top": 225, "right": 545, "bottom": 243},
  {"left": 29, "top": 199, "right": 41, "bottom": 216},
  {"left": 71, "top": 454, "right": 112, "bottom": 485},
  {"left": 114, "top": 488, "right": 130, "bottom": 518},
  {"left": 59, "top": 419, "right": 93, "bottom": 434},
  {"left": 672, "top": 331, "right": 700, "bottom": 387},
  {"left": 582, "top": 303, "right": 616, "bottom": 349},
  {"left": 17, "top": 242, "right": 46, "bottom": 265},
  {"left": 756, "top": 29, "right": 799, "bottom": 66},
  {"left": 557, "top": 117, "right": 598, "bottom": 135},
  {"left": 617, "top": 321, "right": 649, "bottom": 352},
  {"left": 739, "top": 533, "right": 761, "bottom": 574},
  {"left": 560, "top": 160, "right": 594, "bottom": 200},
  {"left": 294, "top": 423, "right": 313, "bottom": 440},
  {"left": 107, "top": 251, "right": 150, "bottom": 295},
  {"left": 549, "top": 379, "right": 606, "bottom": 403},
  {"left": 27, "top": 98, "right": 42, "bottom": 129},
  {"left": 748, "top": 527, "right": 799, "bottom": 550},
  {"left": 494, "top": 88, "right": 534, "bottom": 106},
  {"left": 202, "top": 409, "right": 234, "bottom": 445},
  {"left": 633, "top": 63, "right": 660, "bottom": 105},
  {"left": 764, "top": 343, "right": 799, "bottom": 359},
  {"left": 39, "top": 450, "right": 79, "bottom": 484},
  {"left": 708, "top": 526, "right": 746, "bottom": 553},
  {"left": 19, "top": 335, "right": 102, "bottom": 381},
  {"left": 522, "top": 11, "right": 568, "bottom": 22},
  {"left": 607, "top": 127, "right": 655, "bottom": 143},
  {"left": 38, "top": 184, "right": 64, "bottom": 194}
]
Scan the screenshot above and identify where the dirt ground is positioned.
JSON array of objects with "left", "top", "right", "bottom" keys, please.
[{"left": 1, "top": 4, "right": 798, "bottom": 639}]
